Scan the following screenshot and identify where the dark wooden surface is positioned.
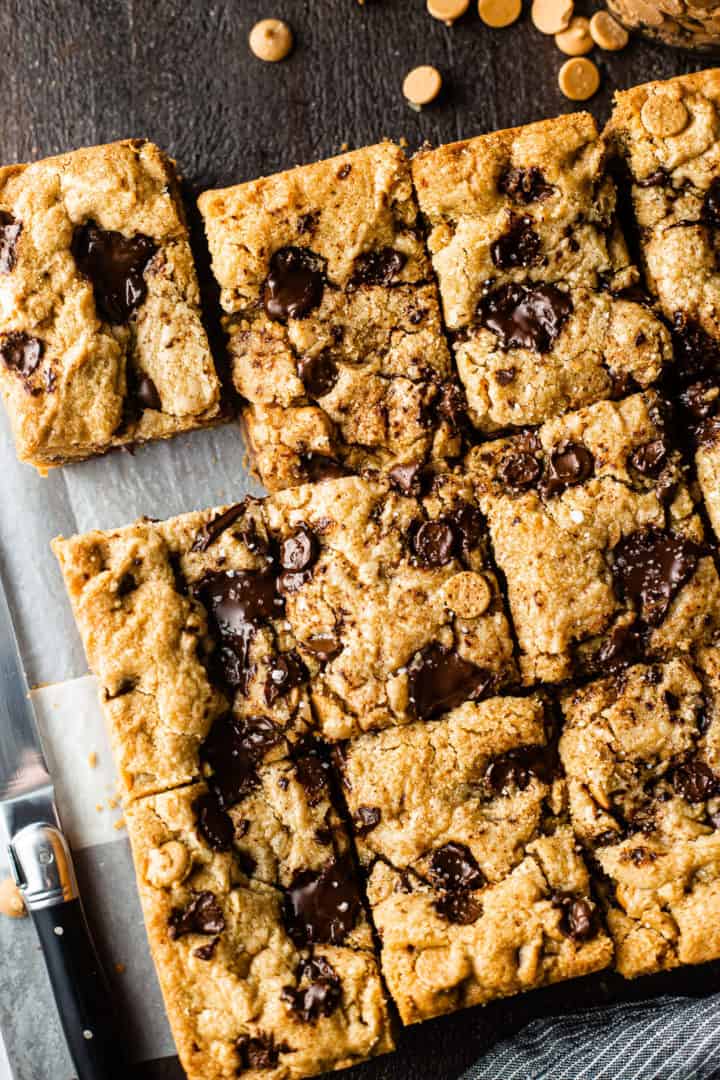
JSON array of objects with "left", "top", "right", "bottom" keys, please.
[{"left": 1, "top": 1, "right": 719, "bottom": 1078}]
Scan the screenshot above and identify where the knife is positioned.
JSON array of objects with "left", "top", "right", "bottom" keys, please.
[{"left": 0, "top": 574, "right": 126, "bottom": 1080}]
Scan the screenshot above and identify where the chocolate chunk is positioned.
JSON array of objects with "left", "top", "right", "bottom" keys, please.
[
  {"left": 450, "top": 504, "right": 484, "bottom": 562},
  {"left": 262, "top": 246, "right": 324, "bottom": 321},
  {"left": 136, "top": 374, "right": 161, "bottom": 411},
  {"left": 680, "top": 380, "right": 718, "bottom": 425},
  {"left": 196, "top": 569, "right": 284, "bottom": 690},
  {"left": 498, "top": 450, "right": 541, "bottom": 492},
  {"left": 411, "top": 520, "right": 456, "bottom": 568},
  {"left": 300, "top": 453, "right": 352, "bottom": 483},
  {"left": 282, "top": 956, "right": 342, "bottom": 1023},
  {"left": 629, "top": 439, "right": 668, "bottom": 477},
  {"left": 350, "top": 247, "right": 406, "bottom": 287},
  {"left": 116, "top": 572, "right": 137, "bottom": 597},
  {"left": 636, "top": 169, "right": 669, "bottom": 189},
  {"left": 612, "top": 528, "right": 703, "bottom": 627},
  {"left": 541, "top": 441, "right": 594, "bottom": 498},
  {"left": 167, "top": 891, "right": 225, "bottom": 939},
  {"left": 297, "top": 352, "right": 338, "bottom": 398},
  {"left": 702, "top": 178, "right": 720, "bottom": 228},
  {"left": 191, "top": 503, "right": 248, "bottom": 553},
  {"left": 673, "top": 759, "right": 719, "bottom": 802},
  {"left": 194, "top": 792, "right": 234, "bottom": 852},
  {"left": 436, "top": 381, "right": 469, "bottom": 433},
  {"left": 478, "top": 283, "right": 572, "bottom": 354},
  {"left": 495, "top": 367, "right": 516, "bottom": 385},
  {"left": 594, "top": 623, "right": 643, "bottom": 671},
  {"left": 297, "top": 211, "right": 319, "bottom": 235},
  {"left": 71, "top": 221, "right": 157, "bottom": 324},
  {"left": 0, "top": 211, "right": 22, "bottom": 273},
  {"left": 552, "top": 893, "right": 597, "bottom": 942},
  {"left": 485, "top": 743, "right": 557, "bottom": 795},
  {"left": 200, "top": 714, "right": 282, "bottom": 808},
  {"left": 389, "top": 462, "right": 424, "bottom": 496},
  {"left": 337, "top": 163, "right": 352, "bottom": 179},
  {"left": 301, "top": 634, "right": 342, "bottom": 663},
  {"left": 408, "top": 642, "right": 491, "bottom": 721},
  {"left": 265, "top": 650, "right": 309, "bottom": 705},
  {"left": 428, "top": 842, "right": 484, "bottom": 892},
  {"left": 352, "top": 805, "right": 381, "bottom": 835},
  {"left": 193, "top": 937, "right": 219, "bottom": 961},
  {"left": 498, "top": 166, "right": 554, "bottom": 204},
  {"left": 490, "top": 213, "right": 542, "bottom": 270},
  {"left": 280, "top": 526, "right": 319, "bottom": 572},
  {"left": 434, "top": 892, "right": 483, "bottom": 925},
  {"left": 236, "top": 1033, "right": 286, "bottom": 1071},
  {"left": 672, "top": 313, "right": 720, "bottom": 384},
  {"left": 293, "top": 739, "right": 331, "bottom": 805},
  {"left": 283, "top": 857, "right": 362, "bottom": 945},
  {"left": 0, "top": 332, "right": 43, "bottom": 378}
]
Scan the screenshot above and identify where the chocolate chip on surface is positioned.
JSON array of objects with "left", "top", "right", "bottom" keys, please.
[
  {"left": 490, "top": 213, "right": 543, "bottom": 270},
  {"left": 402, "top": 65, "right": 443, "bottom": 108},
  {"left": 629, "top": 439, "right": 668, "bottom": 477},
  {"left": 350, "top": 247, "right": 407, "bottom": 286},
  {"left": 297, "top": 353, "right": 338, "bottom": 398},
  {"left": 136, "top": 374, "right": 161, "bottom": 411},
  {"left": 263, "top": 247, "right": 324, "bottom": 322},
  {"left": 552, "top": 893, "right": 598, "bottom": 941},
  {"left": 541, "top": 441, "right": 594, "bottom": 497},
  {"left": 200, "top": 714, "right": 282, "bottom": 808},
  {"left": 282, "top": 956, "right": 342, "bottom": 1022},
  {"left": 389, "top": 461, "right": 425, "bottom": 496},
  {"left": 300, "top": 453, "right": 352, "bottom": 482},
  {"left": 197, "top": 568, "right": 283, "bottom": 690},
  {"left": 498, "top": 449, "right": 542, "bottom": 492},
  {"left": 191, "top": 503, "right": 248, "bottom": 553},
  {"left": 293, "top": 738, "right": 332, "bottom": 805},
  {"left": 352, "top": 805, "right": 382, "bottom": 835},
  {"left": 194, "top": 792, "right": 234, "bottom": 852},
  {"left": 167, "top": 891, "right": 225, "bottom": 939},
  {"left": 279, "top": 526, "right": 319, "bottom": 573},
  {"left": 612, "top": 528, "right": 703, "bottom": 627},
  {"left": 248, "top": 18, "right": 293, "bottom": 62},
  {"left": 407, "top": 642, "right": 492, "bottom": 720},
  {"left": 283, "top": 857, "right": 362, "bottom": 945},
  {"left": 498, "top": 167, "right": 554, "bottom": 203},
  {"left": 0, "top": 211, "right": 22, "bottom": 273},
  {"left": 71, "top": 221, "right": 157, "bottom": 324},
  {"left": 265, "top": 650, "right": 309, "bottom": 705},
  {"left": 411, "top": 519, "right": 457, "bottom": 567},
  {"left": 673, "top": 759, "right": 719, "bottom": 802},
  {"left": 0, "top": 332, "right": 43, "bottom": 378},
  {"left": 428, "top": 842, "right": 485, "bottom": 892},
  {"left": 478, "top": 282, "right": 573, "bottom": 353},
  {"left": 485, "top": 743, "right": 557, "bottom": 794},
  {"left": 236, "top": 1033, "right": 286, "bottom": 1071},
  {"left": 558, "top": 57, "right": 600, "bottom": 101}
]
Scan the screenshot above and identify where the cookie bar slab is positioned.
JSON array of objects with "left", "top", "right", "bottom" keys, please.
[
  {"left": 53, "top": 474, "right": 516, "bottom": 797},
  {"left": 125, "top": 762, "right": 393, "bottom": 1080},
  {"left": 412, "top": 114, "right": 672, "bottom": 435},
  {"left": 199, "top": 142, "right": 463, "bottom": 491},
  {"left": 466, "top": 391, "right": 720, "bottom": 684},
  {"left": 560, "top": 650, "right": 720, "bottom": 978},
  {"left": 0, "top": 139, "right": 221, "bottom": 469},
  {"left": 339, "top": 695, "right": 612, "bottom": 1024}
]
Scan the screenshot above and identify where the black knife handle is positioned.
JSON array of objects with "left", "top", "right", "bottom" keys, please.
[{"left": 31, "top": 898, "right": 126, "bottom": 1080}]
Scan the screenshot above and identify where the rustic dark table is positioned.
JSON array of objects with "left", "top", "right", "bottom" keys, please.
[{"left": 1, "top": 1, "right": 719, "bottom": 1078}]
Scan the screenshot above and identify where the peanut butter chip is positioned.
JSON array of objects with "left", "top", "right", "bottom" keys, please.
[
  {"left": 558, "top": 57, "right": 600, "bottom": 100},
  {"left": 531, "top": 0, "right": 574, "bottom": 35},
  {"left": 427, "top": 0, "right": 470, "bottom": 22},
  {"left": 555, "top": 15, "right": 593, "bottom": 54},
  {"left": 478, "top": 0, "right": 522, "bottom": 28},
  {"left": 146, "top": 840, "right": 190, "bottom": 888},
  {"left": 249, "top": 18, "right": 293, "bottom": 62},
  {"left": 403, "top": 65, "right": 443, "bottom": 108},
  {"left": 589, "top": 10, "right": 629, "bottom": 49},
  {"left": 640, "top": 94, "right": 689, "bottom": 138},
  {"left": 0, "top": 877, "right": 26, "bottom": 919},
  {"left": 443, "top": 572, "right": 492, "bottom": 618}
]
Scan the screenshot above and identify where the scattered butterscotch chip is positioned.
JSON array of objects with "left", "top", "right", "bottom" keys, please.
[
  {"left": 248, "top": 18, "right": 293, "bottom": 62},
  {"left": 478, "top": 0, "right": 522, "bottom": 27},
  {"left": 95, "top": 803, "right": 104, "bottom": 812},
  {"left": 88, "top": 751, "right": 98, "bottom": 769},
  {"left": 427, "top": 0, "right": 470, "bottom": 23},
  {"left": 113, "top": 816, "right": 126, "bottom": 831},
  {"left": 640, "top": 93, "right": 689, "bottom": 138},
  {"left": 107, "top": 795, "right": 120, "bottom": 810},
  {"left": 403, "top": 65, "right": 443, "bottom": 108},
  {"left": 532, "top": 0, "right": 573, "bottom": 35},
  {"left": 558, "top": 56, "right": 600, "bottom": 100},
  {"left": 0, "top": 877, "right": 26, "bottom": 919},
  {"left": 589, "top": 10, "right": 628, "bottom": 49},
  {"left": 555, "top": 15, "right": 593, "bottom": 54}
]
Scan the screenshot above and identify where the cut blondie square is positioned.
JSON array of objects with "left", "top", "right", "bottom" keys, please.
[
  {"left": 412, "top": 114, "right": 672, "bottom": 434},
  {"left": 560, "top": 649, "right": 720, "bottom": 978},
  {"left": 198, "top": 142, "right": 463, "bottom": 491},
  {"left": 338, "top": 694, "right": 613, "bottom": 1023},
  {"left": 466, "top": 391, "right": 720, "bottom": 684},
  {"left": 125, "top": 758, "right": 394, "bottom": 1079},
  {"left": 0, "top": 139, "right": 221, "bottom": 469},
  {"left": 52, "top": 473, "right": 516, "bottom": 799}
]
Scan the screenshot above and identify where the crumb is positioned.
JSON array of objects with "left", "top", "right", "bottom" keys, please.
[
  {"left": 0, "top": 877, "right": 26, "bottom": 919},
  {"left": 113, "top": 816, "right": 126, "bottom": 831},
  {"left": 88, "top": 751, "right": 98, "bottom": 768}
]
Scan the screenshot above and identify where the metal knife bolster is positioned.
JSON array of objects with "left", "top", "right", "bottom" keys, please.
[{"left": 8, "top": 822, "right": 79, "bottom": 911}]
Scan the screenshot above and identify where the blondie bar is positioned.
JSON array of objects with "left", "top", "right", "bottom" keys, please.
[
  {"left": 466, "top": 391, "right": 720, "bottom": 684},
  {"left": 53, "top": 474, "right": 516, "bottom": 798},
  {"left": 560, "top": 650, "right": 720, "bottom": 978},
  {"left": 0, "top": 139, "right": 221, "bottom": 468},
  {"left": 339, "top": 695, "right": 612, "bottom": 1023},
  {"left": 125, "top": 760, "right": 393, "bottom": 1079},
  {"left": 198, "top": 142, "right": 463, "bottom": 491},
  {"left": 412, "top": 114, "right": 672, "bottom": 434}
]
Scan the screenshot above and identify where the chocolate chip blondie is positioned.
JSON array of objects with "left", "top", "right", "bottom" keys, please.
[
  {"left": 125, "top": 758, "right": 393, "bottom": 1080},
  {"left": 339, "top": 694, "right": 612, "bottom": 1023},
  {"left": 0, "top": 139, "right": 221, "bottom": 469},
  {"left": 412, "top": 114, "right": 673, "bottom": 435},
  {"left": 198, "top": 142, "right": 463, "bottom": 491},
  {"left": 560, "top": 649, "right": 720, "bottom": 978},
  {"left": 466, "top": 391, "right": 720, "bottom": 684},
  {"left": 53, "top": 474, "right": 516, "bottom": 797}
]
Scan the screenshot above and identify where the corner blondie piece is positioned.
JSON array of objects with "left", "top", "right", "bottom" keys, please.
[
  {"left": 0, "top": 139, "right": 221, "bottom": 469},
  {"left": 53, "top": 474, "right": 516, "bottom": 798},
  {"left": 125, "top": 761, "right": 393, "bottom": 1080},
  {"left": 198, "top": 142, "right": 463, "bottom": 491},
  {"left": 339, "top": 695, "right": 613, "bottom": 1023},
  {"left": 412, "top": 114, "right": 672, "bottom": 434},
  {"left": 466, "top": 391, "right": 720, "bottom": 684},
  {"left": 560, "top": 649, "right": 720, "bottom": 978}
]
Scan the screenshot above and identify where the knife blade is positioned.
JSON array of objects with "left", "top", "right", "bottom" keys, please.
[{"left": 0, "top": 572, "right": 126, "bottom": 1080}]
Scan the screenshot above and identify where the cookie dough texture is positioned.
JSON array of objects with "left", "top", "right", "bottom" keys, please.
[
  {"left": 125, "top": 768, "right": 393, "bottom": 1080},
  {"left": 560, "top": 649, "right": 720, "bottom": 978},
  {"left": 198, "top": 142, "right": 462, "bottom": 492},
  {"left": 607, "top": 0, "right": 720, "bottom": 48},
  {"left": 0, "top": 139, "right": 221, "bottom": 469},
  {"left": 466, "top": 391, "right": 720, "bottom": 684},
  {"left": 412, "top": 114, "right": 672, "bottom": 434},
  {"left": 340, "top": 695, "right": 612, "bottom": 1022},
  {"left": 53, "top": 474, "right": 516, "bottom": 799}
]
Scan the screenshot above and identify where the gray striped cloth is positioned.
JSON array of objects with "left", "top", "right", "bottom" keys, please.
[{"left": 464, "top": 994, "right": 720, "bottom": 1080}]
